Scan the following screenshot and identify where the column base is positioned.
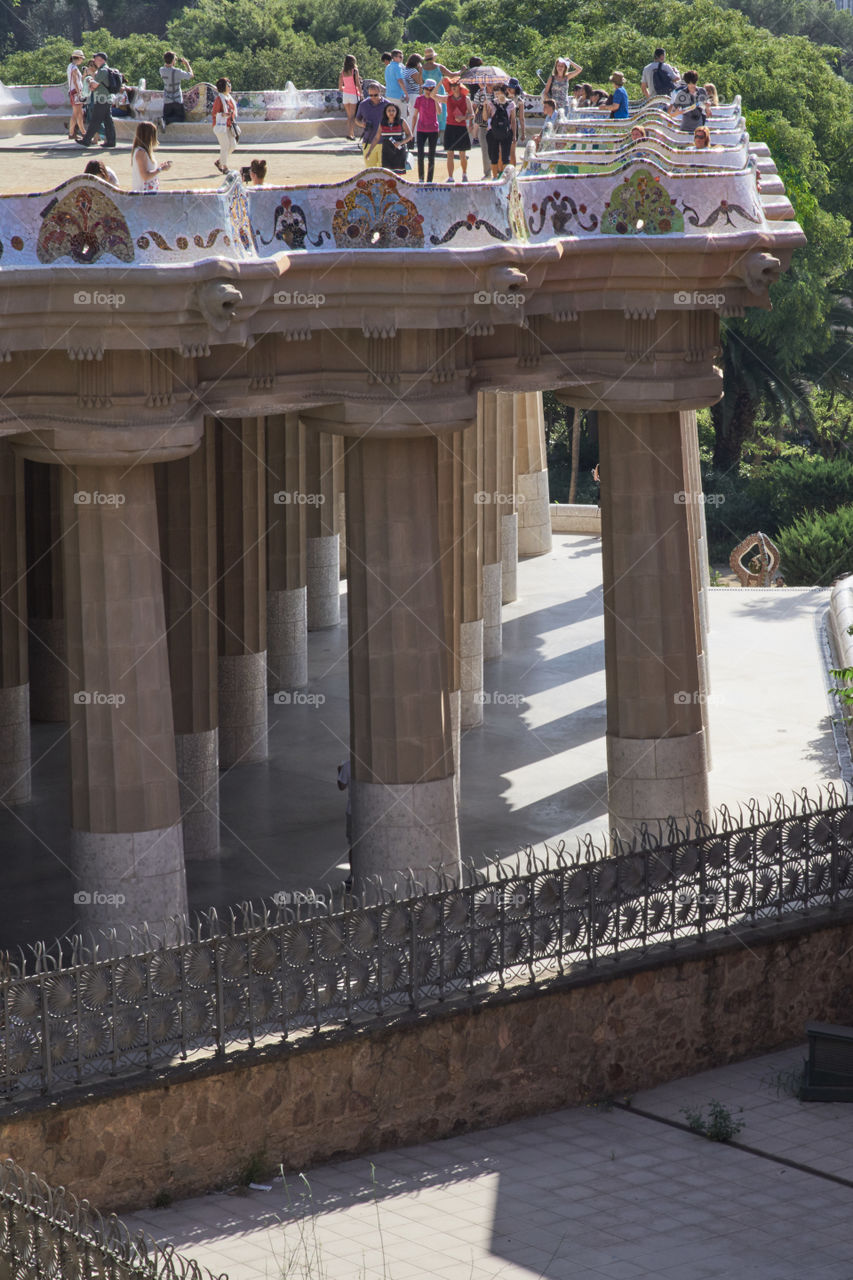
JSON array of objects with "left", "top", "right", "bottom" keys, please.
[
  {"left": 219, "top": 652, "right": 268, "bottom": 767},
  {"left": 70, "top": 824, "right": 187, "bottom": 939},
  {"left": 483, "top": 561, "right": 502, "bottom": 660},
  {"left": 351, "top": 775, "right": 460, "bottom": 887},
  {"left": 501, "top": 512, "right": 518, "bottom": 604},
  {"left": 307, "top": 534, "right": 340, "bottom": 630},
  {"left": 607, "top": 730, "right": 710, "bottom": 844},
  {"left": 267, "top": 586, "right": 308, "bottom": 692},
  {"left": 460, "top": 619, "right": 484, "bottom": 729},
  {"left": 28, "top": 619, "right": 67, "bottom": 722},
  {"left": 175, "top": 728, "right": 219, "bottom": 859},
  {"left": 0, "top": 683, "right": 30, "bottom": 805},
  {"left": 518, "top": 469, "right": 552, "bottom": 557}
]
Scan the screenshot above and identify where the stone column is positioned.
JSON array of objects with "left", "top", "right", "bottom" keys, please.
[
  {"left": 304, "top": 428, "right": 340, "bottom": 630},
  {"left": 0, "top": 442, "right": 30, "bottom": 804},
  {"left": 216, "top": 417, "right": 268, "bottom": 767},
  {"left": 334, "top": 435, "right": 347, "bottom": 579},
  {"left": 60, "top": 462, "right": 187, "bottom": 934},
  {"left": 266, "top": 413, "right": 308, "bottom": 693},
  {"left": 345, "top": 434, "right": 459, "bottom": 883},
  {"left": 480, "top": 392, "right": 503, "bottom": 661},
  {"left": 460, "top": 414, "right": 484, "bottom": 728},
  {"left": 25, "top": 460, "right": 67, "bottom": 722},
  {"left": 680, "top": 411, "right": 712, "bottom": 768},
  {"left": 516, "top": 391, "right": 552, "bottom": 557},
  {"left": 438, "top": 433, "right": 463, "bottom": 800},
  {"left": 155, "top": 421, "right": 219, "bottom": 859},
  {"left": 498, "top": 392, "right": 518, "bottom": 604},
  {"left": 599, "top": 409, "right": 709, "bottom": 841},
  {"left": 682, "top": 411, "right": 711, "bottom": 652}
]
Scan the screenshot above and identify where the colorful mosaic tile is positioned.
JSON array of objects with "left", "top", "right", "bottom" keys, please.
[
  {"left": 600, "top": 167, "right": 685, "bottom": 236},
  {"left": 331, "top": 176, "right": 424, "bottom": 249},
  {"left": 36, "top": 185, "right": 134, "bottom": 265}
]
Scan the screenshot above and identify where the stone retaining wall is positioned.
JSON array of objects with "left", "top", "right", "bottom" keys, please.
[
  {"left": 1, "top": 910, "right": 851, "bottom": 1215},
  {"left": 550, "top": 503, "right": 601, "bottom": 535}
]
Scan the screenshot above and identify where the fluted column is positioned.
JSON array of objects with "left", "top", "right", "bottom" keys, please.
[
  {"left": 516, "top": 392, "right": 552, "bottom": 557},
  {"left": 334, "top": 434, "right": 347, "bottom": 579},
  {"left": 0, "top": 441, "right": 30, "bottom": 804},
  {"left": 599, "top": 409, "right": 709, "bottom": 840},
  {"left": 498, "top": 392, "right": 518, "bottom": 604},
  {"left": 460, "top": 413, "right": 484, "bottom": 728},
  {"left": 25, "top": 460, "right": 67, "bottom": 723},
  {"left": 266, "top": 413, "right": 308, "bottom": 693},
  {"left": 60, "top": 462, "right": 187, "bottom": 933},
  {"left": 438, "top": 433, "right": 463, "bottom": 800},
  {"left": 345, "top": 433, "right": 459, "bottom": 883},
  {"left": 304, "top": 428, "right": 340, "bottom": 630},
  {"left": 155, "top": 421, "right": 219, "bottom": 859},
  {"left": 680, "top": 411, "right": 711, "bottom": 767},
  {"left": 480, "top": 392, "right": 503, "bottom": 661},
  {"left": 216, "top": 417, "right": 268, "bottom": 767}
]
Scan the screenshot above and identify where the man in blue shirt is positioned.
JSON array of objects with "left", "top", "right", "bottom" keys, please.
[
  {"left": 600, "top": 71, "right": 629, "bottom": 119},
  {"left": 383, "top": 50, "right": 408, "bottom": 106},
  {"left": 354, "top": 81, "right": 389, "bottom": 166}
]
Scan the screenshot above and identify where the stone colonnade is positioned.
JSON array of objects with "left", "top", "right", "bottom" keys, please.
[{"left": 2, "top": 382, "right": 715, "bottom": 929}]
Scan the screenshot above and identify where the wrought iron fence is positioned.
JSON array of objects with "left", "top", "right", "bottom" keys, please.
[
  {"left": 0, "top": 1159, "right": 227, "bottom": 1279},
  {"left": 2, "top": 786, "right": 852, "bottom": 1107}
]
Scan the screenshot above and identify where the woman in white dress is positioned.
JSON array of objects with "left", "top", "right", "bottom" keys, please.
[
  {"left": 211, "top": 76, "right": 239, "bottom": 173},
  {"left": 130, "top": 121, "right": 172, "bottom": 192}
]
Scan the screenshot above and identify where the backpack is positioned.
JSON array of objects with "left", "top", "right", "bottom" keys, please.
[
  {"left": 652, "top": 63, "right": 678, "bottom": 96},
  {"left": 105, "top": 67, "right": 123, "bottom": 95},
  {"left": 489, "top": 101, "right": 512, "bottom": 139}
]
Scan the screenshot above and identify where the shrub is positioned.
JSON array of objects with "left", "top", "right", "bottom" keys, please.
[
  {"left": 681, "top": 1100, "right": 744, "bottom": 1143},
  {"left": 748, "top": 456, "right": 853, "bottom": 534},
  {"left": 776, "top": 504, "right": 853, "bottom": 586},
  {"left": 406, "top": 0, "right": 462, "bottom": 43}
]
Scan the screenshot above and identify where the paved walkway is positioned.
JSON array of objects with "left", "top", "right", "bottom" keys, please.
[
  {"left": 123, "top": 1044, "right": 853, "bottom": 1280},
  {"left": 0, "top": 535, "right": 842, "bottom": 951}
]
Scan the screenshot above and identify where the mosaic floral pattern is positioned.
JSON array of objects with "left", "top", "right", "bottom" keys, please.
[
  {"left": 682, "top": 199, "right": 761, "bottom": 228},
  {"left": 36, "top": 185, "right": 134, "bottom": 265},
  {"left": 226, "top": 185, "right": 254, "bottom": 252},
  {"left": 136, "top": 229, "right": 230, "bottom": 251},
  {"left": 507, "top": 179, "right": 529, "bottom": 243},
  {"left": 527, "top": 191, "right": 599, "bottom": 236},
  {"left": 332, "top": 176, "right": 424, "bottom": 248},
  {"left": 183, "top": 83, "right": 217, "bottom": 122},
  {"left": 599, "top": 167, "right": 685, "bottom": 235},
  {"left": 258, "top": 196, "right": 330, "bottom": 249}
]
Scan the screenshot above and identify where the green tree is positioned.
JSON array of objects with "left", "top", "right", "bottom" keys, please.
[{"left": 406, "top": 0, "right": 461, "bottom": 43}]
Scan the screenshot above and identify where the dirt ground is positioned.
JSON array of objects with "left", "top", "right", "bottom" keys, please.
[{"left": 1, "top": 135, "right": 367, "bottom": 194}]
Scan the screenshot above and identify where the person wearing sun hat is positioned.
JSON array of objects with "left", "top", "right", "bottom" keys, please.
[
  {"left": 412, "top": 78, "right": 441, "bottom": 182},
  {"left": 66, "top": 49, "right": 86, "bottom": 141}
]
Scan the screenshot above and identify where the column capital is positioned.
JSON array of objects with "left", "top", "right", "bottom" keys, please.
[{"left": 301, "top": 403, "right": 478, "bottom": 439}]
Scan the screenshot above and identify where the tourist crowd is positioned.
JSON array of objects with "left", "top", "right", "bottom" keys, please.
[{"left": 63, "top": 41, "right": 722, "bottom": 189}]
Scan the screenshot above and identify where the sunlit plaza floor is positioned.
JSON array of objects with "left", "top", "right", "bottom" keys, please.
[
  {"left": 0, "top": 534, "right": 843, "bottom": 953},
  {"left": 122, "top": 1042, "right": 853, "bottom": 1280}
]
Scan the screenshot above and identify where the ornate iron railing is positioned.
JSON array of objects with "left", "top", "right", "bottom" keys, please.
[
  {"left": 0, "top": 1159, "right": 227, "bottom": 1279},
  {"left": 1, "top": 787, "right": 852, "bottom": 1107}
]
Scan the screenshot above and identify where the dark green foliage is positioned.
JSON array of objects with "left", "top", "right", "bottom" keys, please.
[{"left": 776, "top": 505, "right": 853, "bottom": 586}]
